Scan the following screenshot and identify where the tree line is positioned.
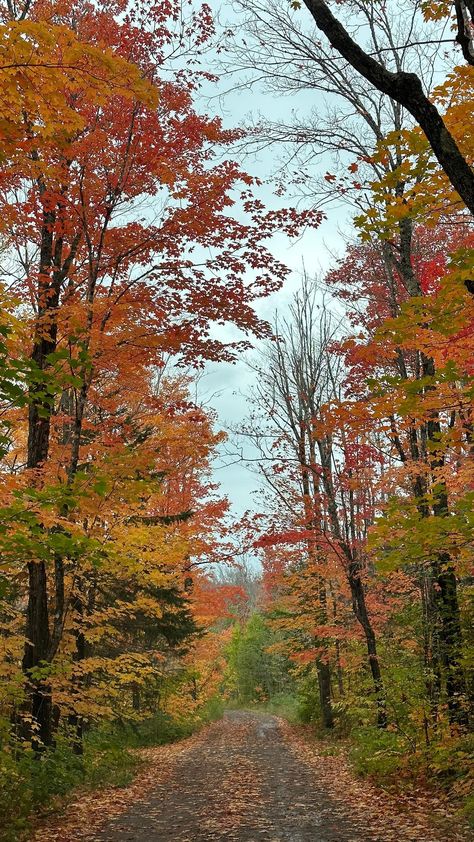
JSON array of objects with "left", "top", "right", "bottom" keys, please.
[{"left": 0, "top": 0, "right": 473, "bottom": 833}]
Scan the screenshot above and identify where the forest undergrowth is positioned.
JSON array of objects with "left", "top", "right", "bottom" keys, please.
[
  {"left": 1, "top": 701, "right": 224, "bottom": 842},
  {"left": 224, "top": 612, "right": 474, "bottom": 830}
]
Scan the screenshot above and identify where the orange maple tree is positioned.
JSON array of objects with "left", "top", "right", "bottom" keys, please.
[{"left": 0, "top": 0, "right": 322, "bottom": 753}]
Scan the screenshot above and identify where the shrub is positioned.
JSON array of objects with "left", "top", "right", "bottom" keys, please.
[
  {"left": 0, "top": 701, "right": 223, "bottom": 842},
  {"left": 349, "top": 726, "right": 407, "bottom": 779}
]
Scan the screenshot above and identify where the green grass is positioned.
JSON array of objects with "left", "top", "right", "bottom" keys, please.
[
  {"left": 256, "top": 692, "right": 303, "bottom": 723},
  {"left": 462, "top": 793, "right": 474, "bottom": 830}
]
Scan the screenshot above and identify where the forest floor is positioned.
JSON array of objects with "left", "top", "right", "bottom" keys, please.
[{"left": 31, "top": 710, "right": 473, "bottom": 842}]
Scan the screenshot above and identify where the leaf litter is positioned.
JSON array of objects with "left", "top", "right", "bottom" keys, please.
[{"left": 30, "top": 712, "right": 473, "bottom": 842}]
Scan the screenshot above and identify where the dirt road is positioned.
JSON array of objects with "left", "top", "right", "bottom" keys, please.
[
  {"left": 95, "top": 710, "right": 357, "bottom": 842},
  {"left": 32, "top": 711, "right": 472, "bottom": 842}
]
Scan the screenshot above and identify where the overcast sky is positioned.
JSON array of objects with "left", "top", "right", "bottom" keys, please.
[
  {"left": 176, "top": 0, "right": 349, "bottom": 517},
  {"left": 193, "top": 1, "right": 353, "bottom": 522}
]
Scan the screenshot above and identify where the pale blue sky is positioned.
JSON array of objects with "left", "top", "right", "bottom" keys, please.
[{"left": 195, "top": 1, "right": 353, "bottom": 520}]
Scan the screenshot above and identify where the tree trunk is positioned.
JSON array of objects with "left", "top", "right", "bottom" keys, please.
[
  {"left": 434, "top": 554, "right": 469, "bottom": 726},
  {"left": 316, "top": 659, "right": 334, "bottom": 728},
  {"left": 423, "top": 353, "right": 469, "bottom": 727},
  {"left": 347, "top": 565, "right": 387, "bottom": 728},
  {"left": 318, "top": 438, "right": 387, "bottom": 727},
  {"left": 300, "top": 429, "right": 335, "bottom": 730},
  {"left": 21, "top": 206, "right": 58, "bottom": 750},
  {"left": 22, "top": 205, "right": 80, "bottom": 748},
  {"left": 68, "top": 585, "right": 86, "bottom": 755},
  {"left": 132, "top": 684, "right": 141, "bottom": 712},
  {"left": 385, "top": 241, "right": 468, "bottom": 725},
  {"left": 22, "top": 561, "right": 53, "bottom": 749},
  {"left": 419, "top": 570, "right": 442, "bottom": 728}
]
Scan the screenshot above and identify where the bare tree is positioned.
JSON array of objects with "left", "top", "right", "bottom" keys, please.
[
  {"left": 225, "top": 0, "right": 473, "bottom": 295},
  {"left": 212, "top": 553, "right": 262, "bottom": 618},
  {"left": 242, "top": 278, "right": 387, "bottom": 727},
  {"left": 298, "top": 0, "right": 474, "bottom": 219}
]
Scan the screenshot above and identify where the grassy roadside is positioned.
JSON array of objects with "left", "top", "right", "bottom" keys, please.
[
  {"left": 0, "top": 699, "right": 224, "bottom": 842},
  {"left": 231, "top": 693, "right": 474, "bottom": 832}
]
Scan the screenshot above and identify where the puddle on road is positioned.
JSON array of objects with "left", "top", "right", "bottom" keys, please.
[{"left": 256, "top": 721, "right": 278, "bottom": 739}]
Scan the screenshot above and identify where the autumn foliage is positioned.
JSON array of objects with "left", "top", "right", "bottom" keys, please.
[
  {"left": 0, "top": 2, "right": 323, "bottom": 829},
  {"left": 213, "top": 0, "right": 474, "bottom": 817},
  {"left": 0, "top": 0, "right": 473, "bottom": 836}
]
